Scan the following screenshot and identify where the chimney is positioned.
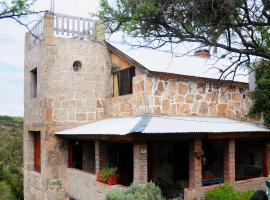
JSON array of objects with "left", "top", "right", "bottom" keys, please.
[{"left": 194, "top": 49, "right": 210, "bottom": 58}]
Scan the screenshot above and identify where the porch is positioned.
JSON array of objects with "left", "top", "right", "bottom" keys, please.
[{"left": 55, "top": 115, "right": 270, "bottom": 200}]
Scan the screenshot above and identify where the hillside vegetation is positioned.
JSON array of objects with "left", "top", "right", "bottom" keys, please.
[{"left": 0, "top": 115, "right": 23, "bottom": 200}]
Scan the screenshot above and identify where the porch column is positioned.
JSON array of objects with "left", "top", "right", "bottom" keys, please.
[
  {"left": 224, "top": 139, "right": 235, "bottom": 184},
  {"left": 133, "top": 143, "right": 148, "bottom": 183},
  {"left": 264, "top": 140, "right": 270, "bottom": 177},
  {"left": 189, "top": 139, "right": 202, "bottom": 188},
  {"left": 95, "top": 141, "right": 108, "bottom": 173}
]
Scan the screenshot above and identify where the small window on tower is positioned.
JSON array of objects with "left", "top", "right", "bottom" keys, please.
[
  {"left": 30, "top": 68, "right": 37, "bottom": 98},
  {"left": 73, "top": 60, "right": 82, "bottom": 72},
  {"left": 29, "top": 131, "right": 41, "bottom": 173}
]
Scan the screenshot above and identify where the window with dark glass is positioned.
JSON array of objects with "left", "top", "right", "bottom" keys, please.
[
  {"left": 68, "top": 141, "right": 83, "bottom": 170},
  {"left": 30, "top": 68, "right": 37, "bottom": 98},
  {"left": 113, "top": 67, "right": 135, "bottom": 97},
  {"left": 68, "top": 141, "right": 95, "bottom": 173}
]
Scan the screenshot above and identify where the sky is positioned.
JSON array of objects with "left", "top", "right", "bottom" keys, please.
[{"left": 0, "top": 0, "right": 100, "bottom": 116}]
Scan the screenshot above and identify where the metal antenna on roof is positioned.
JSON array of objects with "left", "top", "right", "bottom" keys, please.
[{"left": 50, "top": 0, "right": 55, "bottom": 13}]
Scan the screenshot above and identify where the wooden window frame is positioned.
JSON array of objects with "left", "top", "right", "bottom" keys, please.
[
  {"left": 113, "top": 67, "right": 135, "bottom": 97},
  {"left": 33, "top": 132, "right": 41, "bottom": 173},
  {"left": 262, "top": 141, "right": 268, "bottom": 177}
]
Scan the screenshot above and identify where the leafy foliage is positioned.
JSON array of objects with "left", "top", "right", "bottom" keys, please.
[
  {"left": 0, "top": 181, "right": 15, "bottom": 200},
  {"left": 249, "top": 61, "right": 270, "bottom": 128},
  {"left": 0, "top": 0, "right": 37, "bottom": 19},
  {"left": 0, "top": 0, "right": 43, "bottom": 34},
  {"left": 205, "top": 184, "right": 254, "bottom": 200},
  {"left": 106, "top": 182, "right": 165, "bottom": 200},
  {"left": 100, "top": 167, "right": 118, "bottom": 182},
  {"left": 0, "top": 115, "right": 23, "bottom": 200}
]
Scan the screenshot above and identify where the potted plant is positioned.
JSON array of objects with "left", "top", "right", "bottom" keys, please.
[
  {"left": 99, "top": 167, "right": 118, "bottom": 185},
  {"left": 107, "top": 167, "right": 118, "bottom": 185},
  {"left": 96, "top": 172, "right": 102, "bottom": 182}
]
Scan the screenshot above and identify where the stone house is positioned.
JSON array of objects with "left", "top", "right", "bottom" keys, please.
[{"left": 24, "top": 12, "right": 270, "bottom": 200}]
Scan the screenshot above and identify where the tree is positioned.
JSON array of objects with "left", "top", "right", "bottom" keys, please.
[
  {"left": 1, "top": 0, "right": 35, "bottom": 19},
  {"left": 0, "top": 0, "right": 43, "bottom": 33},
  {"left": 0, "top": 181, "right": 15, "bottom": 200},
  {"left": 0, "top": 116, "right": 23, "bottom": 199},
  {"left": 98, "top": 0, "right": 270, "bottom": 126},
  {"left": 249, "top": 60, "right": 270, "bottom": 128},
  {"left": 98, "top": 0, "right": 270, "bottom": 79}
]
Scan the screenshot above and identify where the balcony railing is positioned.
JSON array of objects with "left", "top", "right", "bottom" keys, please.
[
  {"left": 29, "top": 12, "right": 96, "bottom": 47},
  {"left": 29, "top": 18, "right": 45, "bottom": 47},
  {"left": 54, "top": 13, "right": 95, "bottom": 39}
]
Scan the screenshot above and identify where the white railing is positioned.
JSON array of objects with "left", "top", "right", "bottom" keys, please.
[
  {"left": 28, "top": 13, "right": 96, "bottom": 47},
  {"left": 54, "top": 13, "right": 95, "bottom": 40},
  {"left": 29, "top": 17, "right": 45, "bottom": 47}
]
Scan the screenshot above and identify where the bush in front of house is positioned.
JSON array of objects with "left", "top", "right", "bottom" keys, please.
[
  {"left": 205, "top": 184, "right": 254, "bottom": 200},
  {"left": 106, "top": 182, "right": 165, "bottom": 200}
]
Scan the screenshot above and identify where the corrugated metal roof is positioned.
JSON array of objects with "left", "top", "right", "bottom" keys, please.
[
  {"left": 107, "top": 42, "right": 249, "bottom": 83},
  {"left": 55, "top": 117, "right": 141, "bottom": 135},
  {"left": 55, "top": 115, "right": 269, "bottom": 136}
]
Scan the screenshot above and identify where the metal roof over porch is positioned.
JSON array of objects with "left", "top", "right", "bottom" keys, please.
[{"left": 55, "top": 115, "right": 270, "bottom": 136}]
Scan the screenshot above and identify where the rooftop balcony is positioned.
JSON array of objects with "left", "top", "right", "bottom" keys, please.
[{"left": 28, "top": 12, "right": 99, "bottom": 47}]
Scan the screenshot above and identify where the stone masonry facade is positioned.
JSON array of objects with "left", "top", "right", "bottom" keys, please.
[
  {"left": 24, "top": 12, "right": 267, "bottom": 200},
  {"left": 102, "top": 74, "right": 255, "bottom": 122},
  {"left": 24, "top": 12, "right": 112, "bottom": 200}
]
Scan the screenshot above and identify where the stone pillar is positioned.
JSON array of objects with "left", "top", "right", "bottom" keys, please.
[
  {"left": 25, "top": 32, "right": 30, "bottom": 51},
  {"left": 94, "top": 20, "right": 105, "bottom": 41},
  {"left": 133, "top": 143, "right": 148, "bottom": 183},
  {"left": 224, "top": 140, "right": 235, "bottom": 184},
  {"left": 95, "top": 141, "right": 108, "bottom": 173},
  {"left": 43, "top": 11, "right": 55, "bottom": 45},
  {"left": 189, "top": 139, "right": 202, "bottom": 188}
]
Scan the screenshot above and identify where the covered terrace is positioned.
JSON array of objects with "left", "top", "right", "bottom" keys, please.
[{"left": 55, "top": 115, "right": 270, "bottom": 199}]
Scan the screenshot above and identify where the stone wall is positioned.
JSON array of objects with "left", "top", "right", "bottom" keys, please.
[
  {"left": 24, "top": 12, "right": 112, "bottom": 200},
  {"left": 65, "top": 168, "right": 125, "bottom": 200},
  {"left": 103, "top": 74, "right": 254, "bottom": 121},
  {"left": 24, "top": 33, "right": 46, "bottom": 124},
  {"left": 23, "top": 171, "right": 44, "bottom": 200},
  {"left": 45, "top": 37, "right": 112, "bottom": 123},
  {"left": 102, "top": 75, "right": 149, "bottom": 117}
]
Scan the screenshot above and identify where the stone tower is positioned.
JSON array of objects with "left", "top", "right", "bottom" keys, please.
[{"left": 23, "top": 12, "right": 111, "bottom": 199}]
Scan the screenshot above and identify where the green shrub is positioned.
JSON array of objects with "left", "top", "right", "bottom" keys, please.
[
  {"left": 236, "top": 190, "right": 255, "bottom": 200},
  {"left": 0, "top": 115, "right": 23, "bottom": 199},
  {"left": 249, "top": 61, "right": 270, "bottom": 128},
  {"left": 0, "top": 181, "right": 15, "bottom": 200},
  {"left": 106, "top": 182, "right": 165, "bottom": 200},
  {"left": 205, "top": 184, "right": 254, "bottom": 200}
]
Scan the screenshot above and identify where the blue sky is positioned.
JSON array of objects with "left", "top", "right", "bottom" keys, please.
[{"left": 0, "top": 0, "right": 99, "bottom": 116}]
